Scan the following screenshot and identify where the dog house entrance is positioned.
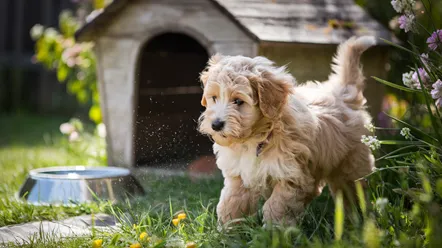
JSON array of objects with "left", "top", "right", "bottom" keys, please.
[{"left": 135, "top": 33, "right": 213, "bottom": 167}]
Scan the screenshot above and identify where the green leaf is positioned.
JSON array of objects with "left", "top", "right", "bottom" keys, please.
[
  {"left": 110, "top": 233, "right": 121, "bottom": 245},
  {"left": 67, "top": 80, "right": 84, "bottom": 94},
  {"left": 89, "top": 105, "right": 102, "bottom": 124},
  {"left": 92, "top": 86, "right": 100, "bottom": 103},
  {"left": 57, "top": 64, "right": 69, "bottom": 82},
  {"left": 76, "top": 90, "right": 88, "bottom": 104},
  {"left": 94, "top": 0, "right": 106, "bottom": 9},
  {"left": 372, "top": 76, "right": 421, "bottom": 93},
  {"left": 334, "top": 191, "right": 344, "bottom": 241},
  {"left": 355, "top": 181, "right": 366, "bottom": 217},
  {"left": 379, "top": 140, "right": 422, "bottom": 145},
  {"left": 419, "top": 173, "right": 433, "bottom": 196},
  {"left": 436, "top": 179, "right": 442, "bottom": 197}
]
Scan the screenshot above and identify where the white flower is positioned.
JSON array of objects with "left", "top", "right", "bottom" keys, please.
[
  {"left": 392, "top": 0, "right": 416, "bottom": 14},
  {"left": 405, "top": 0, "right": 416, "bottom": 13},
  {"left": 375, "top": 197, "right": 389, "bottom": 211},
  {"left": 30, "top": 24, "right": 44, "bottom": 40},
  {"left": 96, "top": 123, "right": 106, "bottom": 138},
  {"left": 364, "top": 123, "right": 375, "bottom": 133},
  {"left": 44, "top": 27, "right": 58, "bottom": 40},
  {"left": 59, "top": 123, "right": 75, "bottom": 135},
  {"left": 412, "top": 68, "right": 430, "bottom": 88},
  {"left": 431, "top": 79, "right": 442, "bottom": 108},
  {"left": 69, "top": 131, "right": 80, "bottom": 142},
  {"left": 391, "top": 0, "right": 404, "bottom": 13},
  {"left": 400, "top": 127, "right": 411, "bottom": 140},
  {"left": 398, "top": 14, "right": 415, "bottom": 33},
  {"left": 361, "top": 135, "right": 381, "bottom": 151},
  {"left": 402, "top": 71, "right": 415, "bottom": 88}
]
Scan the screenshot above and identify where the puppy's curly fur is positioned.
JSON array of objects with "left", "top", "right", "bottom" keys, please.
[{"left": 198, "top": 36, "right": 376, "bottom": 225}]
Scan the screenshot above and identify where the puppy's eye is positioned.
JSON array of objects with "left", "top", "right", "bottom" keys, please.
[
  {"left": 212, "top": 96, "right": 217, "bottom": 102},
  {"left": 233, "top": 98, "right": 244, "bottom": 106}
]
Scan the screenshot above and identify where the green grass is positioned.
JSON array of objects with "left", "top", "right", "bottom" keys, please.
[
  {"left": 1, "top": 114, "right": 441, "bottom": 248},
  {"left": 0, "top": 114, "right": 106, "bottom": 227}
]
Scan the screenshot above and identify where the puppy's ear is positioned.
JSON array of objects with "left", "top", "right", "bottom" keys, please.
[
  {"left": 201, "top": 95, "right": 207, "bottom": 107},
  {"left": 200, "top": 70, "right": 209, "bottom": 106},
  {"left": 200, "top": 53, "right": 222, "bottom": 87},
  {"left": 251, "top": 72, "right": 293, "bottom": 119},
  {"left": 200, "top": 54, "right": 223, "bottom": 107}
]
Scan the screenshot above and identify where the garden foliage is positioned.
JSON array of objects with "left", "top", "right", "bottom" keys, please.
[{"left": 30, "top": 1, "right": 106, "bottom": 124}]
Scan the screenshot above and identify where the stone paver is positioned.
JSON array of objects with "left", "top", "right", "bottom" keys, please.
[{"left": 0, "top": 213, "right": 116, "bottom": 245}]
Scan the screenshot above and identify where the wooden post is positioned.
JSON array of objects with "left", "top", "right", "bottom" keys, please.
[
  {"left": 12, "top": 0, "right": 24, "bottom": 112},
  {"left": 0, "top": 0, "right": 6, "bottom": 51},
  {"left": 38, "top": 0, "right": 53, "bottom": 113},
  {"left": 0, "top": 0, "right": 8, "bottom": 111}
]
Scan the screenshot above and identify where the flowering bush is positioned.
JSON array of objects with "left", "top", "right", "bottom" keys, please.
[
  {"left": 360, "top": 0, "right": 442, "bottom": 246},
  {"left": 59, "top": 118, "right": 107, "bottom": 164},
  {"left": 30, "top": 1, "right": 110, "bottom": 124},
  {"left": 388, "top": 1, "right": 442, "bottom": 106}
]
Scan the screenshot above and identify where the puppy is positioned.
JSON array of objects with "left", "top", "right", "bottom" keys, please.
[{"left": 198, "top": 36, "right": 376, "bottom": 225}]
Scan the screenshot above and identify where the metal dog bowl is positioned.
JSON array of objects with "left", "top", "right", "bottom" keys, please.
[{"left": 17, "top": 166, "right": 145, "bottom": 205}]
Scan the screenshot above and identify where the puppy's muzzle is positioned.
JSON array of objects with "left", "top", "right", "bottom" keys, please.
[{"left": 211, "top": 118, "right": 225, "bottom": 131}]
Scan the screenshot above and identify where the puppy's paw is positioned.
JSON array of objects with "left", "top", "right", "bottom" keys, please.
[
  {"left": 262, "top": 200, "right": 285, "bottom": 223},
  {"left": 217, "top": 218, "right": 246, "bottom": 232}
]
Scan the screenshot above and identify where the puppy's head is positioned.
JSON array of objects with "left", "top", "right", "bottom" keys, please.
[{"left": 198, "top": 54, "right": 294, "bottom": 146}]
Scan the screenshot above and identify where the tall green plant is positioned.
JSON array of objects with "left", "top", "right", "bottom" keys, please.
[
  {"left": 361, "top": 0, "right": 442, "bottom": 247},
  {"left": 31, "top": 10, "right": 101, "bottom": 123}
]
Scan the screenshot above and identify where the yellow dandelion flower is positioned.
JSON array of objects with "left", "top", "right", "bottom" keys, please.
[
  {"left": 92, "top": 239, "right": 103, "bottom": 248},
  {"left": 186, "top": 241, "right": 197, "bottom": 248},
  {"left": 177, "top": 213, "right": 187, "bottom": 220},
  {"left": 139, "top": 232, "right": 149, "bottom": 241},
  {"left": 172, "top": 218, "right": 180, "bottom": 226},
  {"left": 130, "top": 243, "right": 142, "bottom": 248}
]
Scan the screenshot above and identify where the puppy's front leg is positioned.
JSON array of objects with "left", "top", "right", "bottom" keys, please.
[
  {"left": 217, "top": 176, "right": 259, "bottom": 224},
  {"left": 263, "top": 180, "right": 316, "bottom": 226}
]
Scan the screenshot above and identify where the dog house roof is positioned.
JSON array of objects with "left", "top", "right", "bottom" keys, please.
[{"left": 75, "top": 0, "right": 392, "bottom": 44}]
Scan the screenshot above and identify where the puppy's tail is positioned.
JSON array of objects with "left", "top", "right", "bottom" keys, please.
[{"left": 330, "top": 36, "right": 376, "bottom": 109}]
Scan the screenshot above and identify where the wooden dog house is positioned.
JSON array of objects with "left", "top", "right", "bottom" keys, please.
[{"left": 75, "top": 0, "right": 393, "bottom": 168}]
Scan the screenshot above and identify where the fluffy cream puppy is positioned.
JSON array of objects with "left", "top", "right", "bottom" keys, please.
[{"left": 198, "top": 36, "right": 376, "bottom": 225}]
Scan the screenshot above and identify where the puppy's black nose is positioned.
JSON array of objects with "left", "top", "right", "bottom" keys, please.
[{"left": 211, "top": 119, "right": 225, "bottom": 131}]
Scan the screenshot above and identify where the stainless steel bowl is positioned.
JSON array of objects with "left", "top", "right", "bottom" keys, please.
[{"left": 17, "top": 166, "right": 145, "bottom": 205}]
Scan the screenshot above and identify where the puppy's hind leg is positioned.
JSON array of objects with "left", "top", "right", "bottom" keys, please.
[
  {"left": 326, "top": 143, "right": 375, "bottom": 207},
  {"left": 217, "top": 176, "right": 260, "bottom": 225}
]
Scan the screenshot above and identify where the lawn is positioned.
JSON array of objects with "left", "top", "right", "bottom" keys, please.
[
  {"left": 0, "top": 114, "right": 441, "bottom": 248},
  {"left": 0, "top": 114, "right": 105, "bottom": 227}
]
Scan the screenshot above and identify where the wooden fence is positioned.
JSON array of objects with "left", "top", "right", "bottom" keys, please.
[{"left": 0, "top": 0, "right": 82, "bottom": 115}]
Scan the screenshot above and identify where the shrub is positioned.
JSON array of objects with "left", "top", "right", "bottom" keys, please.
[
  {"left": 365, "top": 0, "right": 442, "bottom": 246},
  {"left": 30, "top": 1, "right": 110, "bottom": 124}
]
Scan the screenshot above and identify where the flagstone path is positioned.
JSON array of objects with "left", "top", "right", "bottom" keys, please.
[{"left": 0, "top": 213, "right": 116, "bottom": 245}]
